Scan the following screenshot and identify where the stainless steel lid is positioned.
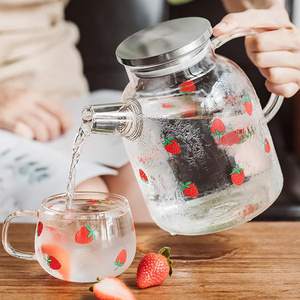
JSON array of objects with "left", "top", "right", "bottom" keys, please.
[{"left": 116, "top": 17, "right": 212, "bottom": 68}]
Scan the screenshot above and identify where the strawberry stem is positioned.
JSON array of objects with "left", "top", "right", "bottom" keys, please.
[
  {"left": 85, "top": 225, "right": 98, "bottom": 240},
  {"left": 211, "top": 129, "right": 226, "bottom": 141},
  {"left": 159, "top": 247, "right": 173, "bottom": 276},
  {"left": 180, "top": 181, "right": 192, "bottom": 192},
  {"left": 230, "top": 164, "right": 244, "bottom": 175},
  {"left": 163, "top": 136, "right": 174, "bottom": 146}
]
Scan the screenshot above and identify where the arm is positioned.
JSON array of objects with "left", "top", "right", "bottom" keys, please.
[
  {"left": 0, "top": 88, "right": 72, "bottom": 141},
  {"left": 220, "top": 0, "right": 285, "bottom": 12},
  {"left": 213, "top": 0, "right": 299, "bottom": 98}
]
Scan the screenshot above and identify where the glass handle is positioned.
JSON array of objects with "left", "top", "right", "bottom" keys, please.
[
  {"left": 211, "top": 28, "right": 284, "bottom": 123},
  {"left": 2, "top": 210, "right": 38, "bottom": 260}
]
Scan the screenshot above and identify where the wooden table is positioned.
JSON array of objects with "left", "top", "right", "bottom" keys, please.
[{"left": 1, "top": 222, "right": 300, "bottom": 299}]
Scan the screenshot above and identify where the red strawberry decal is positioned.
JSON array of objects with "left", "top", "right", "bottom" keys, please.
[
  {"left": 37, "top": 221, "right": 43, "bottom": 237},
  {"left": 244, "top": 96, "right": 253, "bottom": 116},
  {"left": 136, "top": 247, "right": 173, "bottom": 289},
  {"left": 211, "top": 118, "right": 226, "bottom": 141},
  {"left": 180, "top": 181, "right": 199, "bottom": 198},
  {"left": 128, "top": 217, "right": 135, "bottom": 232},
  {"left": 45, "top": 254, "right": 61, "bottom": 270},
  {"left": 75, "top": 225, "right": 98, "bottom": 244},
  {"left": 114, "top": 249, "right": 127, "bottom": 270},
  {"left": 86, "top": 199, "right": 102, "bottom": 204},
  {"left": 230, "top": 165, "right": 245, "bottom": 186},
  {"left": 179, "top": 80, "right": 195, "bottom": 94},
  {"left": 163, "top": 137, "right": 181, "bottom": 154},
  {"left": 139, "top": 169, "right": 149, "bottom": 184},
  {"left": 91, "top": 277, "right": 136, "bottom": 300},
  {"left": 263, "top": 138, "right": 271, "bottom": 153}
]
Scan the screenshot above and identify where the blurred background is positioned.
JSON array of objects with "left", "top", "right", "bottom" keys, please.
[{"left": 65, "top": 0, "right": 300, "bottom": 221}]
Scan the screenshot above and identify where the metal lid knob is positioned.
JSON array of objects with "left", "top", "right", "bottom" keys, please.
[{"left": 116, "top": 17, "right": 212, "bottom": 68}]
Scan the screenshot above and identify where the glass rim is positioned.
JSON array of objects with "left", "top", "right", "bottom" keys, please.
[{"left": 41, "top": 191, "right": 129, "bottom": 216}]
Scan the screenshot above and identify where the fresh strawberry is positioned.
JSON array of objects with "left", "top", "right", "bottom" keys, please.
[
  {"left": 230, "top": 165, "right": 245, "bottom": 186},
  {"left": 136, "top": 247, "right": 173, "bottom": 289},
  {"left": 41, "top": 244, "right": 71, "bottom": 280},
  {"left": 263, "top": 138, "right": 271, "bottom": 153},
  {"left": 180, "top": 181, "right": 199, "bottom": 198},
  {"left": 45, "top": 255, "right": 61, "bottom": 270},
  {"left": 218, "top": 130, "right": 243, "bottom": 146},
  {"left": 114, "top": 249, "right": 127, "bottom": 270},
  {"left": 182, "top": 102, "right": 197, "bottom": 118},
  {"left": 139, "top": 169, "right": 149, "bottom": 183},
  {"left": 179, "top": 80, "right": 195, "bottom": 94},
  {"left": 163, "top": 137, "right": 181, "bottom": 154},
  {"left": 75, "top": 225, "right": 98, "bottom": 244},
  {"left": 90, "top": 277, "right": 136, "bottom": 300},
  {"left": 128, "top": 217, "right": 135, "bottom": 232},
  {"left": 211, "top": 118, "right": 226, "bottom": 141},
  {"left": 244, "top": 96, "right": 253, "bottom": 115},
  {"left": 37, "top": 221, "right": 43, "bottom": 237}
]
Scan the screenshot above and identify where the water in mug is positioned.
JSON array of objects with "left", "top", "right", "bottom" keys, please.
[
  {"left": 123, "top": 109, "right": 283, "bottom": 235},
  {"left": 35, "top": 198, "right": 136, "bottom": 282}
]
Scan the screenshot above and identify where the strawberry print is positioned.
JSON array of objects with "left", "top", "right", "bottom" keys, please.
[
  {"left": 139, "top": 169, "right": 149, "bottom": 184},
  {"left": 163, "top": 137, "right": 181, "bottom": 154},
  {"left": 180, "top": 181, "right": 199, "bottom": 198},
  {"left": 75, "top": 225, "right": 98, "bottom": 244},
  {"left": 37, "top": 221, "right": 43, "bottom": 237},
  {"left": 114, "top": 249, "right": 127, "bottom": 270},
  {"left": 244, "top": 96, "right": 253, "bottom": 116},
  {"left": 211, "top": 118, "right": 226, "bottom": 141},
  {"left": 179, "top": 80, "right": 195, "bottom": 94},
  {"left": 86, "top": 199, "right": 102, "bottom": 204},
  {"left": 128, "top": 217, "right": 135, "bottom": 232},
  {"left": 230, "top": 165, "right": 245, "bottom": 186},
  {"left": 263, "top": 138, "right": 271, "bottom": 153},
  {"left": 45, "top": 254, "right": 61, "bottom": 270}
]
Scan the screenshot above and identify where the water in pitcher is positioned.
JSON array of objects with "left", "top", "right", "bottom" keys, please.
[{"left": 124, "top": 111, "right": 283, "bottom": 235}]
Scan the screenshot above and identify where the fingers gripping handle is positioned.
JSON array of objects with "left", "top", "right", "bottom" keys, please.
[
  {"left": 2, "top": 210, "right": 38, "bottom": 260},
  {"left": 211, "top": 28, "right": 284, "bottom": 123}
]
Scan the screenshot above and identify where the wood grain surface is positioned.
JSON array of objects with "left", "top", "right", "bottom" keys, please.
[{"left": 1, "top": 222, "right": 300, "bottom": 299}]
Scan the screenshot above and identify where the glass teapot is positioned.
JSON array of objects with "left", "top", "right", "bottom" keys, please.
[{"left": 82, "top": 17, "right": 284, "bottom": 235}]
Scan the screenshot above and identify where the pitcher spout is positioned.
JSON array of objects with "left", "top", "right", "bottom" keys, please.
[{"left": 81, "top": 100, "right": 142, "bottom": 140}]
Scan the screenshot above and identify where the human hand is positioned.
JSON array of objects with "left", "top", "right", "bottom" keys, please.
[
  {"left": 0, "top": 88, "right": 72, "bottom": 141},
  {"left": 213, "top": 7, "right": 300, "bottom": 98}
]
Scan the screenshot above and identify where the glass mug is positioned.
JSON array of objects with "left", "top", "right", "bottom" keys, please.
[{"left": 2, "top": 192, "right": 136, "bottom": 283}]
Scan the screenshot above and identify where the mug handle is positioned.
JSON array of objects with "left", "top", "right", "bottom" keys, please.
[
  {"left": 2, "top": 209, "right": 38, "bottom": 260},
  {"left": 211, "top": 28, "right": 284, "bottom": 123}
]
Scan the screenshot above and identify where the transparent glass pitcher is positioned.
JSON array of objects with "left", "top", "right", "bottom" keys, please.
[{"left": 81, "top": 17, "right": 284, "bottom": 235}]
